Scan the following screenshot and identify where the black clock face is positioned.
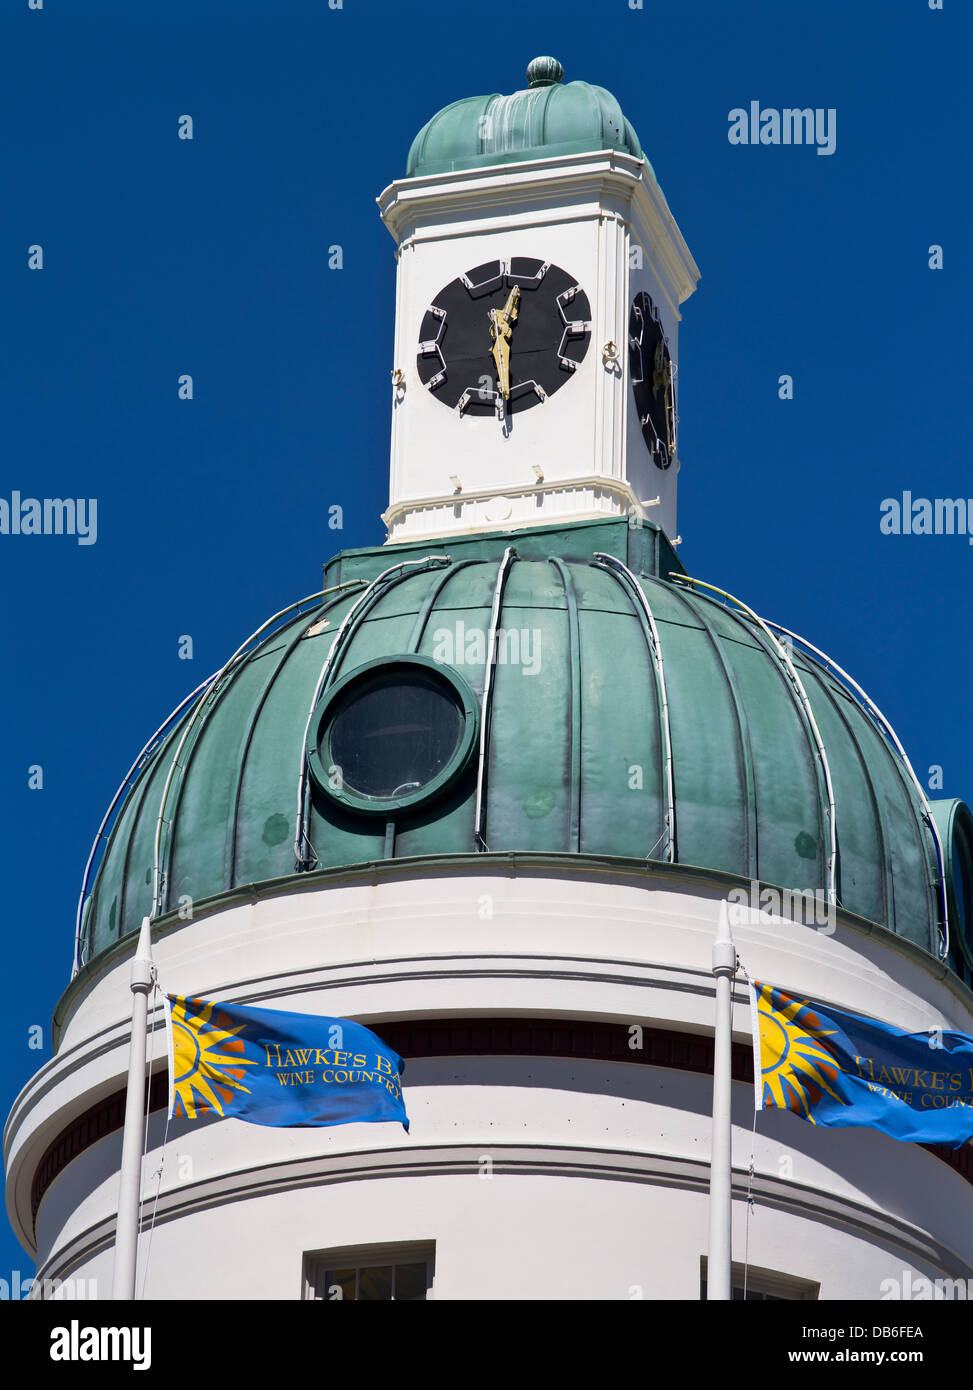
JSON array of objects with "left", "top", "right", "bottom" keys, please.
[
  {"left": 629, "top": 291, "right": 675, "bottom": 469},
  {"left": 417, "top": 257, "right": 591, "bottom": 416}
]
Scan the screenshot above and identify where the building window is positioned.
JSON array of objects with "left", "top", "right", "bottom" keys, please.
[
  {"left": 700, "top": 1258, "right": 819, "bottom": 1301},
  {"left": 307, "top": 656, "right": 478, "bottom": 816},
  {"left": 303, "top": 1242, "right": 435, "bottom": 1301}
]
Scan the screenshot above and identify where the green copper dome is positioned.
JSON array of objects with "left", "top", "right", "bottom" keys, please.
[
  {"left": 406, "top": 57, "right": 646, "bottom": 179},
  {"left": 75, "top": 517, "right": 967, "bottom": 986}
]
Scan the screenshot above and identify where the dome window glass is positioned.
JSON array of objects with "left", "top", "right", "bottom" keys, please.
[
  {"left": 930, "top": 799, "right": 973, "bottom": 974},
  {"left": 949, "top": 805, "right": 973, "bottom": 970},
  {"left": 308, "top": 656, "right": 479, "bottom": 815}
]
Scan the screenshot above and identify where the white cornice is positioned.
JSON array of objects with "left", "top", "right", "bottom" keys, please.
[
  {"left": 378, "top": 149, "right": 700, "bottom": 307},
  {"left": 30, "top": 1140, "right": 973, "bottom": 1289},
  {"left": 381, "top": 475, "right": 645, "bottom": 531}
]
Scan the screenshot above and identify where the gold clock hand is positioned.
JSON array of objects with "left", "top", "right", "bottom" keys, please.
[
  {"left": 488, "top": 286, "right": 521, "bottom": 400},
  {"left": 489, "top": 312, "right": 510, "bottom": 398}
]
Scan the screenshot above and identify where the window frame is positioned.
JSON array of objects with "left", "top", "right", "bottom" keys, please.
[
  {"left": 307, "top": 655, "right": 479, "bottom": 817},
  {"left": 700, "top": 1257, "right": 820, "bottom": 1301},
  {"left": 303, "top": 1241, "right": 436, "bottom": 1301}
]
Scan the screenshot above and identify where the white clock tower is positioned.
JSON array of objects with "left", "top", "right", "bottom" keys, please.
[{"left": 377, "top": 57, "right": 699, "bottom": 545}]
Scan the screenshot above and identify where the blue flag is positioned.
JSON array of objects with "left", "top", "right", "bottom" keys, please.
[
  {"left": 750, "top": 981, "right": 973, "bottom": 1148},
  {"left": 164, "top": 995, "right": 409, "bottom": 1132}
]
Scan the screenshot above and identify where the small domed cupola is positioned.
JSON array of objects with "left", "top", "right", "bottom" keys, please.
[
  {"left": 406, "top": 57, "right": 646, "bottom": 178},
  {"left": 380, "top": 59, "right": 697, "bottom": 550}
]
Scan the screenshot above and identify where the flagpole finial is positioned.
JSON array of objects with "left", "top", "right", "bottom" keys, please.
[{"left": 130, "top": 916, "right": 155, "bottom": 994}]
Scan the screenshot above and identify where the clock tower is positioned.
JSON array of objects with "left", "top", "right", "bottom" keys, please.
[
  {"left": 378, "top": 57, "right": 700, "bottom": 545},
  {"left": 9, "top": 49, "right": 973, "bottom": 1310}
]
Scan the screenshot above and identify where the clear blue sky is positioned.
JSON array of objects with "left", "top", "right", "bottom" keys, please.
[{"left": 2, "top": 0, "right": 970, "bottom": 1286}]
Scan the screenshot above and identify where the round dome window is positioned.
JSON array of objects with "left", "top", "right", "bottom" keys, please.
[
  {"left": 307, "top": 655, "right": 479, "bottom": 815},
  {"left": 947, "top": 804, "right": 973, "bottom": 972},
  {"left": 931, "top": 798, "right": 973, "bottom": 974}
]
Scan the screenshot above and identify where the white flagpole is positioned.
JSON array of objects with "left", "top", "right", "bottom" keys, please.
[
  {"left": 707, "top": 899, "right": 738, "bottom": 1300},
  {"left": 112, "top": 916, "right": 156, "bottom": 1300}
]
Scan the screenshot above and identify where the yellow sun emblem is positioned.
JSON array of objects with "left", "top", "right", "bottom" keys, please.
[
  {"left": 756, "top": 984, "right": 846, "bottom": 1121},
  {"left": 168, "top": 995, "right": 258, "bottom": 1119}
]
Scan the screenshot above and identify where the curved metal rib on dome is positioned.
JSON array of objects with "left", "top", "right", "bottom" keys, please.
[
  {"left": 654, "top": 573, "right": 758, "bottom": 878},
  {"left": 226, "top": 586, "right": 369, "bottom": 884},
  {"left": 293, "top": 556, "right": 452, "bottom": 870},
  {"left": 671, "top": 573, "right": 838, "bottom": 905},
  {"left": 406, "top": 559, "right": 478, "bottom": 652},
  {"left": 474, "top": 546, "right": 517, "bottom": 851},
  {"left": 72, "top": 671, "right": 219, "bottom": 976},
  {"left": 150, "top": 586, "right": 367, "bottom": 920},
  {"left": 593, "top": 553, "right": 676, "bottom": 862},
  {"left": 804, "top": 666, "right": 893, "bottom": 929},
  {"left": 549, "top": 557, "right": 582, "bottom": 852},
  {"left": 763, "top": 619, "right": 949, "bottom": 959}
]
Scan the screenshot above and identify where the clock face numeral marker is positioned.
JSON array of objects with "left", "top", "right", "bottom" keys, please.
[
  {"left": 507, "top": 259, "right": 550, "bottom": 287},
  {"left": 417, "top": 257, "right": 591, "bottom": 416},
  {"left": 460, "top": 261, "right": 505, "bottom": 296},
  {"left": 555, "top": 286, "right": 591, "bottom": 370},
  {"left": 419, "top": 306, "right": 448, "bottom": 390},
  {"left": 458, "top": 385, "right": 502, "bottom": 413}
]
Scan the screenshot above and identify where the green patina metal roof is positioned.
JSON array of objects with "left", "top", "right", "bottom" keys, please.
[
  {"left": 78, "top": 516, "right": 958, "bottom": 981},
  {"left": 406, "top": 57, "right": 648, "bottom": 179}
]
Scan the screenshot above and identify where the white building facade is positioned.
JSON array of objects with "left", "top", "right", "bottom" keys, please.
[{"left": 6, "top": 57, "right": 973, "bottom": 1301}]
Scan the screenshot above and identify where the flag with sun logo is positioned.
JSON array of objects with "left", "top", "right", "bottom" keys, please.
[
  {"left": 164, "top": 995, "right": 409, "bottom": 1131},
  {"left": 749, "top": 982, "right": 973, "bottom": 1148}
]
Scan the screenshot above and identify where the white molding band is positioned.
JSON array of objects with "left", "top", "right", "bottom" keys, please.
[{"left": 29, "top": 1142, "right": 973, "bottom": 1295}]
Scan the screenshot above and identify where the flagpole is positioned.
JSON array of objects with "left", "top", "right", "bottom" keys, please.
[
  {"left": 707, "top": 899, "right": 738, "bottom": 1300},
  {"left": 112, "top": 915, "right": 156, "bottom": 1301}
]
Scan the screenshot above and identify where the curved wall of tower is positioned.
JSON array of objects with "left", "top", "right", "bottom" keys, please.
[{"left": 8, "top": 868, "right": 973, "bottom": 1299}]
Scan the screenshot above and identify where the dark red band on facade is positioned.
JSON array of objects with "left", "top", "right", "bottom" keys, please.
[{"left": 30, "top": 1019, "right": 973, "bottom": 1230}]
